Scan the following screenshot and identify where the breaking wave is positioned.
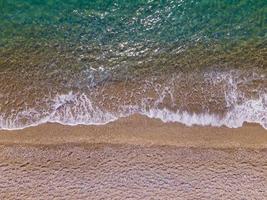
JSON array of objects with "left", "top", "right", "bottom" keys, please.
[{"left": 0, "top": 71, "right": 266, "bottom": 130}]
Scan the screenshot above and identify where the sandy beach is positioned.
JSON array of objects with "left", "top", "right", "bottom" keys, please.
[{"left": 0, "top": 115, "right": 266, "bottom": 199}]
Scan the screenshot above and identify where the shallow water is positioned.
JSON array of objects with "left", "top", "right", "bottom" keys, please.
[{"left": 0, "top": 0, "right": 266, "bottom": 129}]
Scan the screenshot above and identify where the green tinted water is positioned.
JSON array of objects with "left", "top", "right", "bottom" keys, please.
[
  {"left": 1, "top": 0, "right": 266, "bottom": 46},
  {"left": 0, "top": 1, "right": 266, "bottom": 77}
]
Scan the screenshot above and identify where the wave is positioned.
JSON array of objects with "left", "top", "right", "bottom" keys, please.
[
  {"left": 0, "top": 93, "right": 266, "bottom": 130},
  {"left": 142, "top": 94, "right": 267, "bottom": 128},
  {"left": 0, "top": 71, "right": 266, "bottom": 130}
]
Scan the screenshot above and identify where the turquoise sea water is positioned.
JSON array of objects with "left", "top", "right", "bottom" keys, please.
[
  {"left": 0, "top": 0, "right": 266, "bottom": 129},
  {"left": 1, "top": 0, "right": 266, "bottom": 44}
]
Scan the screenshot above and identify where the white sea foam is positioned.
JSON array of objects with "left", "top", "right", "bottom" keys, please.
[
  {"left": 0, "top": 71, "right": 266, "bottom": 130},
  {"left": 49, "top": 92, "right": 117, "bottom": 125},
  {"left": 140, "top": 94, "right": 267, "bottom": 129},
  {"left": 0, "top": 92, "right": 118, "bottom": 130}
]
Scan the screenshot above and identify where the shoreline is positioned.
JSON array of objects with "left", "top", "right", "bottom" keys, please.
[{"left": 0, "top": 114, "right": 266, "bottom": 149}]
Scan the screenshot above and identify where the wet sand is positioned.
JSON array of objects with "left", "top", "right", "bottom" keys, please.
[{"left": 0, "top": 115, "right": 267, "bottom": 199}]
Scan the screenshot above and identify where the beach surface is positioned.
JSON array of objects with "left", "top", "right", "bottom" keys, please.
[{"left": 0, "top": 115, "right": 267, "bottom": 199}]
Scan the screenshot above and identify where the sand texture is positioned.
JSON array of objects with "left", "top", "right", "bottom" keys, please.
[
  {"left": 0, "top": 144, "right": 267, "bottom": 199},
  {"left": 0, "top": 115, "right": 267, "bottom": 199}
]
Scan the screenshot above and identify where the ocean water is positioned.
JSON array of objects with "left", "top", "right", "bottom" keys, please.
[{"left": 0, "top": 0, "right": 266, "bottom": 130}]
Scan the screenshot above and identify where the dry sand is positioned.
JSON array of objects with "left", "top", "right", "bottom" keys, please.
[{"left": 0, "top": 115, "right": 266, "bottom": 199}]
